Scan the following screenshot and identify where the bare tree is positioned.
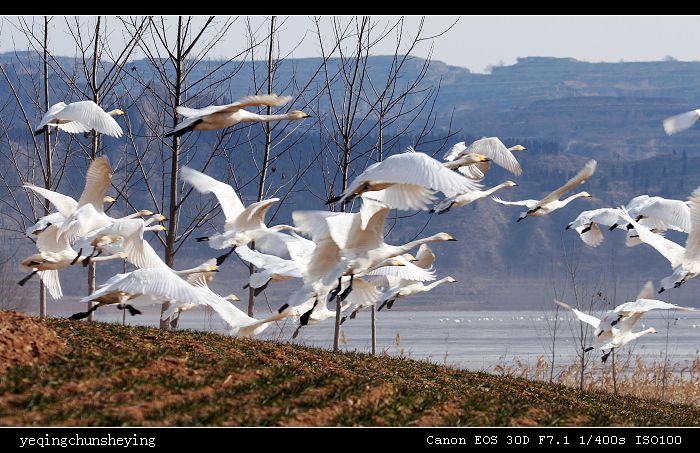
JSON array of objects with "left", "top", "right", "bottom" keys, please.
[
  {"left": 120, "top": 16, "right": 259, "bottom": 329},
  {"left": 57, "top": 16, "right": 147, "bottom": 320},
  {"left": 313, "top": 16, "right": 457, "bottom": 352}
]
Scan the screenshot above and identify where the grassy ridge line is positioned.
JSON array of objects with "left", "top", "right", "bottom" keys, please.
[{"left": 0, "top": 315, "right": 698, "bottom": 426}]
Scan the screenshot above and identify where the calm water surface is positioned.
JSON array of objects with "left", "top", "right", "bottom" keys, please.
[{"left": 76, "top": 307, "right": 700, "bottom": 372}]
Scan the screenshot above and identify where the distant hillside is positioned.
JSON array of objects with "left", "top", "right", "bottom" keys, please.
[
  {"left": 1, "top": 311, "right": 698, "bottom": 426},
  {"left": 3, "top": 54, "right": 700, "bottom": 308}
]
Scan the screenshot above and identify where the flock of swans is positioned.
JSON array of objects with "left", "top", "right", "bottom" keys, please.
[{"left": 16, "top": 97, "right": 700, "bottom": 362}]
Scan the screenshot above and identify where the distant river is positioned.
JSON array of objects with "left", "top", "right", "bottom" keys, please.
[{"left": 54, "top": 306, "right": 700, "bottom": 372}]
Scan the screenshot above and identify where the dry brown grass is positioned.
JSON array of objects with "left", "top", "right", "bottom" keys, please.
[{"left": 491, "top": 353, "right": 700, "bottom": 406}]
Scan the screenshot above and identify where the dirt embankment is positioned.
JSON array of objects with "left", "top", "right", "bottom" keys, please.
[{"left": 0, "top": 311, "right": 66, "bottom": 373}]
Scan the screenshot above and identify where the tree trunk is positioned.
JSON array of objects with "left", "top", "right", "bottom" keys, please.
[
  {"left": 40, "top": 16, "right": 50, "bottom": 319},
  {"left": 87, "top": 16, "right": 101, "bottom": 322},
  {"left": 371, "top": 305, "right": 376, "bottom": 355},
  {"left": 248, "top": 15, "right": 276, "bottom": 317},
  {"left": 333, "top": 139, "right": 351, "bottom": 352},
  {"left": 161, "top": 16, "right": 185, "bottom": 329}
]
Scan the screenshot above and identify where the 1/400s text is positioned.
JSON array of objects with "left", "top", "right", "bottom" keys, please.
[{"left": 426, "top": 435, "right": 683, "bottom": 446}]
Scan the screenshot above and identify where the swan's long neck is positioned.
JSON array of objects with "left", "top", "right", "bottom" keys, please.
[
  {"left": 144, "top": 225, "right": 163, "bottom": 232},
  {"left": 391, "top": 234, "right": 449, "bottom": 257},
  {"left": 254, "top": 113, "right": 300, "bottom": 123},
  {"left": 628, "top": 328, "right": 655, "bottom": 342},
  {"left": 89, "top": 254, "right": 125, "bottom": 263},
  {"left": 482, "top": 183, "right": 512, "bottom": 197},
  {"left": 174, "top": 266, "right": 210, "bottom": 276},
  {"left": 560, "top": 192, "right": 588, "bottom": 207},
  {"left": 425, "top": 277, "right": 454, "bottom": 291}
]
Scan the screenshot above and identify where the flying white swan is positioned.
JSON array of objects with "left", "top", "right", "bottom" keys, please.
[
  {"left": 166, "top": 94, "right": 310, "bottom": 138},
  {"left": 19, "top": 224, "right": 127, "bottom": 299},
  {"left": 568, "top": 194, "right": 690, "bottom": 248},
  {"left": 663, "top": 108, "right": 700, "bottom": 135},
  {"left": 566, "top": 208, "right": 626, "bottom": 247},
  {"left": 376, "top": 276, "right": 458, "bottom": 312},
  {"left": 443, "top": 137, "right": 526, "bottom": 179},
  {"left": 304, "top": 199, "right": 456, "bottom": 298},
  {"left": 75, "top": 267, "right": 283, "bottom": 336},
  {"left": 25, "top": 157, "right": 154, "bottom": 244},
  {"left": 493, "top": 159, "right": 596, "bottom": 222},
  {"left": 555, "top": 296, "right": 693, "bottom": 362},
  {"left": 181, "top": 166, "right": 296, "bottom": 255},
  {"left": 35, "top": 101, "right": 124, "bottom": 137},
  {"left": 431, "top": 181, "right": 518, "bottom": 214},
  {"left": 608, "top": 195, "right": 691, "bottom": 234},
  {"left": 327, "top": 148, "right": 481, "bottom": 211},
  {"left": 76, "top": 216, "right": 167, "bottom": 268},
  {"left": 342, "top": 244, "right": 438, "bottom": 322},
  {"left": 616, "top": 191, "right": 700, "bottom": 292}
]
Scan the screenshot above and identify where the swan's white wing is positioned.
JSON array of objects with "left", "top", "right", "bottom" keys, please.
[
  {"left": 285, "top": 233, "right": 316, "bottom": 263},
  {"left": 36, "top": 225, "right": 72, "bottom": 253},
  {"left": 569, "top": 208, "right": 620, "bottom": 230},
  {"left": 344, "top": 277, "right": 380, "bottom": 310},
  {"left": 589, "top": 208, "right": 624, "bottom": 227},
  {"left": 56, "top": 121, "right": 91, "bottom": 134},
  {"left": 234, "top": 198, "right": 279, "bottom": 231},
  {"left": 27, "top": 212, "right": 65, "bottom": 236},
  {"left": 464, "top": 137, "right": 522, "bottom": 176},
  {"left": 492, "top": 196, "right": 539, "bottom": 209},
  {"left": 181, "top": 166, "right": 244, "bottom": 227},
  {"left": 193, "top": 284, "right": 259, "bottom": 331},
  {"left": 325, "top": 212, "right": 361, "bottom": 251},
  {"left": 618, "top": 209, "right": 685, "bottom": 268},
  {"left": 57, "top": 204, "right": 112, "bottom": 244},
  {"left": 127, "top": 239, "right": 169, "bottom": 270},
  {"left": 414, "top": 244, "right": 436, "bottom": 270},
  {"left": 23, "top": 184, "right": 78, "bottom": 218},
  {"left": 77, "top": 156, "right": 112, "bottom": 212},
  {"left": 576, "top": 223, "right": 604, "bottom": 248},
  {"left": 36, "top": 102, "right": 67, "bottom": 129},
  {"left": 235, "top": 245, "right": 289, "bottom": 269},
  {"left": 625, "top": 195, "right": 652, "bottom": 211},
  {"left": 443, "top": 141, "right": 467, "bottom": 161},
  {"left": 292, "top": 210, "right": 340, "bottom": 242},
  {"left": 176, "top": 94, "right": 292, "bottom": 117},
  {"left": 635, "top": 281, "right": 655, "bottom": 301},
  {"left": 555, "top": 300, "right": 601, "bottom": 329},
  {"left": 38, "top": 270, "right": 62, "bottom": 300},
  {"left": 636, "top": 198, "right": 691, "bottom": 233},
  {"left": 615, "top": 298, "right": 694, "bottom": 315},
  {"left": 254, "top": 230, "right": 299, "bottom": 257},
  {"left": 55, "top": 101, "right": 123, "bottom": 137},
  {"left": 683, "top": 187, "right": 700, "bottom": 263},
  {"left": 663, "top": 109, "right": 700, "bottom": 135},
  {"left": 363, "top": 185, "right": 437, "bottom": 211},
  {"left": 540, "top": 160, "right": 596, "bottom": 204},
  {"left": 221, "top": 94, "right": 291, "bottom": 111},
  {"left": 366, "top": 257, "right": 436, "bottom": 282},
  {"left": 348, "top": 150, "right": 481, "bottom": 199},
  {"left": 456, "top": 161, "right": 488, "bottom": 180}
]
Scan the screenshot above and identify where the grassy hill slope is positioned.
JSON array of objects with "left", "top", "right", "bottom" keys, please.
[{"left": 0, "top": 311, "right": 698, "bottom": 426}]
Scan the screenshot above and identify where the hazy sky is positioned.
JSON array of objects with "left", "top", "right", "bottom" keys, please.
[{"left": 1, "top": 16, "right": 699, "bottom": 73}]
